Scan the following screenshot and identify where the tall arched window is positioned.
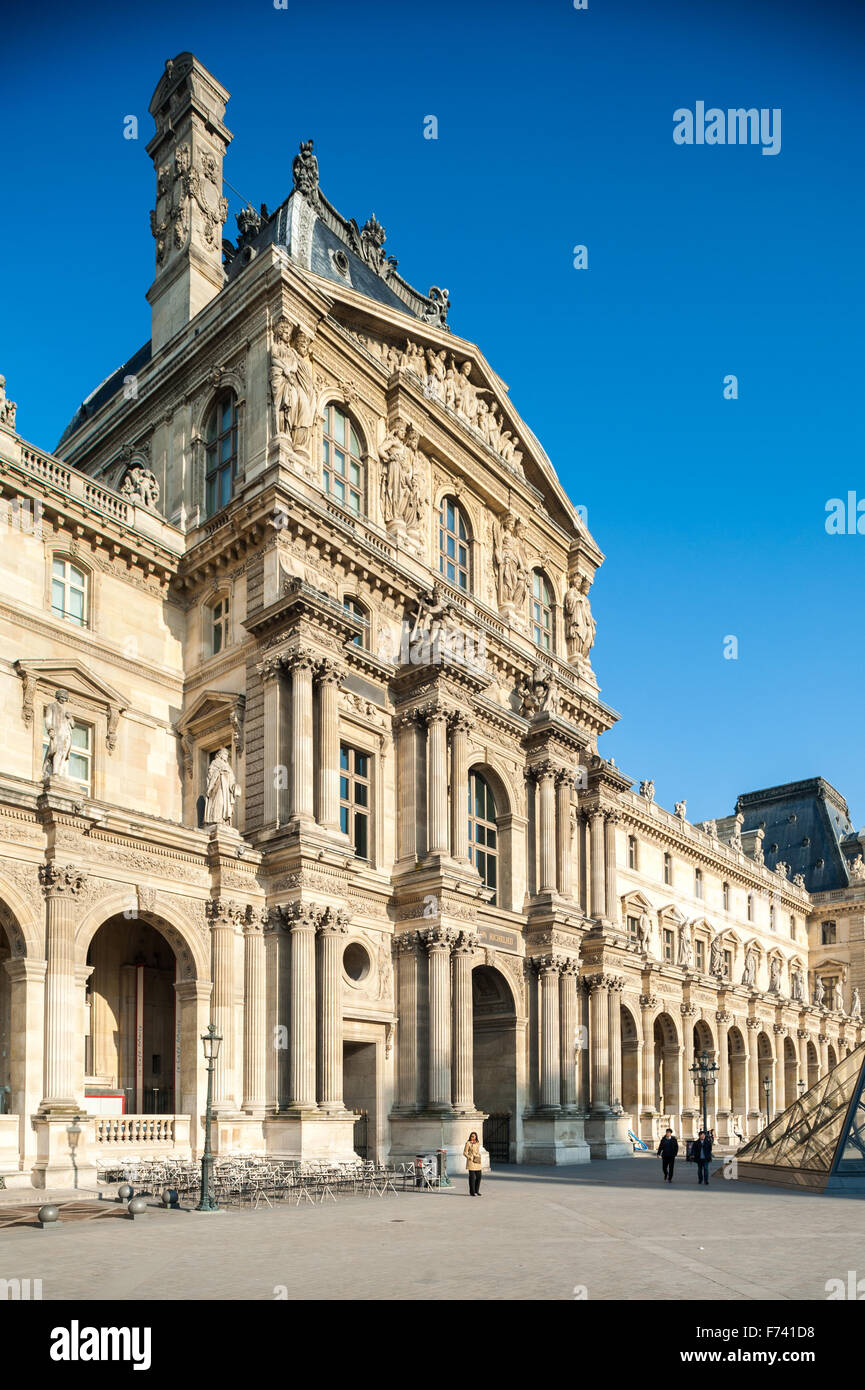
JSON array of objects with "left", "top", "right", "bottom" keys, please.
[
  {"left": 51, "top": 556, "right": 88, "bottom": 627},
  {"left": 438, "top": 496, "right": 470, "bottom": 591},
  {"left": 210, "top": 594, "right": 231, "bottom": 656},
  {"left": 468, "top": 770, "right": 497, "bottom": 902},
  {"left": 205, "top": 392, "right": 238, "bottom": 516},
  {"left": 531, "top": 569, "right": 554, "bottom": 651},
  {"left": 323, "top": 404, "right": 364, "bottom": 514}
]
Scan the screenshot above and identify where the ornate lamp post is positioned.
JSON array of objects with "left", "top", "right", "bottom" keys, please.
[
  {"left": 797, "top": 1078, "right": 806, "bottom": 1101},
  {"left": 197, "top": 1023, "right": 222, "bottom": 1212},
  {"left": 689, "top": 1049, "right": 719, "bottom": 1136},
  {"left": 762, "top": 1073, "right": 772, "bottom": 1129},
  {"left": 66, "top": 1114, "right": 83, "bottom": 1187}
]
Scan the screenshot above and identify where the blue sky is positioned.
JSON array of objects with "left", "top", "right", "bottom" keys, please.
[{"left": 4, "top": 0, "right": 864, "bottom": 825}]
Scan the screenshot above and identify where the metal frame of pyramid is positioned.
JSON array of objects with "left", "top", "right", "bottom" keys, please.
[{"left": 726, "top": 1041, "right": 865, "bottom": 1194}]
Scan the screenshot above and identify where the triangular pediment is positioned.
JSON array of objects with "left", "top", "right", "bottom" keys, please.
[
  {"left": 177, "top": 689, "right": 245, "bottom": 737},
  {"left": 14, "top": 659, "right": 127, "bottom": 713}
]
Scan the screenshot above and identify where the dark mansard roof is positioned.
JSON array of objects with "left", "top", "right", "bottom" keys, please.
[{"left": 735, "top": 778, "right": 861, "bottom": 894}]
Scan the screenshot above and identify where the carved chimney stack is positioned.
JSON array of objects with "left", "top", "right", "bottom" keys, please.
[{"left": 146, "top": 53, "right": 232, "bottom": 354}]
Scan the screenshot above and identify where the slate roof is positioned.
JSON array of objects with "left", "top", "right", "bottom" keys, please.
[{"left": 734, "top": 778, "right": 860, "bottom": 894}]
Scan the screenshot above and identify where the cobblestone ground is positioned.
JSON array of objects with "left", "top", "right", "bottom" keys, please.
[{"left": 1, "top": 1158, "right": 861, "bottom": 1301}]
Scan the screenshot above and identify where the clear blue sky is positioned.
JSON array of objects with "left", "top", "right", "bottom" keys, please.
[{"left": 4, "top": 0, "right": 864, "bottom": 826}]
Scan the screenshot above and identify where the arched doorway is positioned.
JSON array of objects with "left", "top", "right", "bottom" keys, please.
[
  {"left": 653, "top": 1012, "right": 680, "bottom": 1119},
  {"left": 784, "top": 1035, "right": 799, "bottom": 1108},
  {"left": 692, "top": 1018, "right": 716, "bottom": 1130},
  {"left": 0, "top": 915, "right": 11, "bottom": 1113},
  {"left": 756, "top": 1031, "right": 774, "bottom": 1124},
  {"left": 621, "top": 1005, "right": 639, "bottom": 1117},
  {"left": 727, "top": 1026, "right": 747, "bottom": 1124},
  {"left": 86, "top": 915, "right": 179, "bottom": 1114},
  {"left": 472, "top": 965, "right": 517, "bottom": 1162},
  {"left": 807, "top": 1040, "right": 819, "bottom": 1088},
  {"left": 828, "top": 1044, "right": 838, "bottom": 1071}
]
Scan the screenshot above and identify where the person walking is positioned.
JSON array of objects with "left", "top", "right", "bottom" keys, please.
[
  {"left": 657, "top": 1128, "right": 678, "bottom": 1182},
  {"left": 464, "top": 1131, "right": 483, "bottom": 1196},
  {"left": 692, "top": 1129, "right": 713, "bottom": 1185}
]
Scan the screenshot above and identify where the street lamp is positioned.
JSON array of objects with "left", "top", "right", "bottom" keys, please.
[
  {"left": 66, "top": 1113, "right": 83, "bottom": 1188},
  {"left": 689, "top": 1049, "right": 719, "bottom": 1137},
  {"left": 797, "top": 1078, "right": 806, "bottom": 1101},
  {"left": 196, "top": 1023, "right": 222, "bottom": 1212},
  {"left": 762, "top": 1074, "right": 772, "bottom": 1129}
]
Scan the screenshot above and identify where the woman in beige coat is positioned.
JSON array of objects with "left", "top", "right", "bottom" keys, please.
[{"left": 464, "top": 1131, "right": 483, "bottom": 1196}]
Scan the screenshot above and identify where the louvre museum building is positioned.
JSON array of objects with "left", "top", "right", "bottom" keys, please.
[{"left": 0, "top": 53, "right": 863, "bottom": 1189}]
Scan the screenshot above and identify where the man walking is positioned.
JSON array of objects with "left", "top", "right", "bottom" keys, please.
[
  {"left": 657, "top": 1128, "right": 678, "bottom": 1182},
  {"left": 692, "top": 1128, "right": 713, "bottom": 1185}
]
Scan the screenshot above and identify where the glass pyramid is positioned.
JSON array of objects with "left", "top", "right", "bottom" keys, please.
[{"left": 733, "top": 1042, "right": 865, "bottom": 1193}]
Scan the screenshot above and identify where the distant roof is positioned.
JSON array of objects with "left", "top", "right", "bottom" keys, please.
[
  {"left": 56, "top": 341, "right": 151, "bottom": 452},
  {"left": 735, "top": 778, "right": 859, "bottom": 894}
]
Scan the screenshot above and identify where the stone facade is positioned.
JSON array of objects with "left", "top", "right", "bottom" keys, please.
[{"left": 0, "top": 53, "right": 862, "bottom": 1187}]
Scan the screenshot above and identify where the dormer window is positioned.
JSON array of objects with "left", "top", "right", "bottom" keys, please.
[{"left": 323, "top": 404, "right": 364, "bottom": 514}]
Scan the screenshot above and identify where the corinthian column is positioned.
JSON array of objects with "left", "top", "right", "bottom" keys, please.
[
  {"left": 797, "top": 1026, "right": 809, "bottom": 1090},
  {"left": 587, "top": 974, "right": 611, "bottom": 1114},
  {"left": 423, "top": 926, "right": 456, "bottom": 1110},
  {"left": 452, "top": 933, "right": 476, "bottom": 1112},
  {"left": 555, "top": 771, "right": 573, "bottom": 898},
  {"left": 559, "top": 960, "right": 580, "bottom": 1110},
  {"left": 536, "top": 956, "right": 562, "bottom": 1109},
  {"left": 395, "top": 714, "right": 420, "bottom": 865},
  {"left": 258, "top": 655, "right": 286, "bottom": 827},
  {"left": 604, "top": 811, "right": 619, "bottom": 923},
  {"left": 607, "top": 976, "right": 625, "bottom": 1110},
  {"left": 536, "top": 763, "right": 557, "bottom": 895},
  {"left": 681, "top": 1003, "right": 697, "bottom": 1120},
  {"left": 394, "top": 934, "right": 420, "bottom": 1111},
  {"left": 450, "top": 714, "right": 472, "bottom": 863},
  {"left": 746, "top": 1017, "right": 760, "bottom": 1119},
  {"left": 242, "top": 911, "right": 266, "bottom": 1115},
  {"left": 287, "top": 903, "right": 318, "bottom": 1110},
  {"left": 317, "top": 907, "right": 350, "bottom": 1110},
  {"left": 287, "top": 654, "right": 316, "bottom": 826},
  {"left": 317, "top": 659, "right": 344, "bottom": 834},
  {"left": 640, "top": 994, "right": 657, "bottom": 1121},
  {"left": 206, "top": 899, "right": 239, "bottom": 1109},
  {"left": 424, "top": 707, "right": 450, "bottom": 858},
  {"left": 589, "top": 811, "right": 606, "bottom": 919},
  {"left": 39, "top": 863, "right": 88, "bottom": 1109}
]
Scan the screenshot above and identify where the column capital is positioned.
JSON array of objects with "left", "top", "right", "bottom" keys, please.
[
  {"left": 640, "top": 993, "right": 657, "bottom": 1011},
  {"left": 284, "top": 900, "right": 322, "bottom": 932},
  {"left": 420, "top": 924, "right": 460, "bottom": 953},
  {"left": 316, "top": 656, "right": 345, "bottom": 686},
  {"left": 39, "top": 862, "right": 89, "bottom": 898},
  {"left": 257, "top": 653, "right": 285, "bottom": 681},
  {"left": 773, "top": 1022, "right": 787, "bottom": 1035},
  {"left": 746, "top": 1016, "right": 761, "bottom": 1030},
  {"left": 603, "top": 808, "right": 621, "bottom": 825},
  {"left": 393, "top": 930, "right": 422, "bottom": 956},
  {"left": 452, "top": 929, "right": 479, "bottom": 955},
  {"left": 393, "top": 709, "right": 420, "bottom": 733},
  {"left": 448, "top": 710, "right": 474, "bottom": 735},
  {"left": 283, "top": 651, "right": 318, "bottom": 676},
  {"left": 716, "top": 1010, "right": 733, "bottom": 1025},
  {"left": 3, "top": 956, "right": 47, "bottom": 983},
  {"left": 559, "top": 957, "right": 581, "bottom": 978},
  {"left": 554, "top": 766, "right": 574, "bottom": 788},
  {"left": 680, "top": 1002, "right": 698, "bottom": 1018},
  {"left": 205, "top": 898, "right": 244, "bottom": 930},
  {"left": 818, "top": 1032, "right": 830, "bottom": 1044},
  {"left": 417, "top": 699, "right": 450, "bottom": 727},
  {"left": 531, "top": 953, "right": 565, "bottom": 975},
  {"left": 530, "top": 759, "right": 557, "bottom": 784},
  {"left": 317, "top": 905, "right": 350, "bottom": 935},
  {"left": 585, "top": 971, "right": 616, "bottom": 992}
]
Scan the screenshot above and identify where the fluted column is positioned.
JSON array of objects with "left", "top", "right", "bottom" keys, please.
[
  {"left": 423, "top": 926, "right": 456, "bottom": 1110},
  {"left": 716, "top": 1011, "right": 732, "bottom": 1113},
  {"left": 287, "top": 654, "right": 316, "bottom": 825},
  {"left": 604, "top": 810, "right": 619, "bottom": 923},
  {"left": 607, "top": 977, "right": 625, "bottom": 1110},
  {"left": 424, "top": 707, "right": 450, "bottom": 858},
  {"left": 536, "top": 763, "right": 557, "bottom": 895},
  {"left": 772, "top": 1025, "right": 786, "bottom": 1119},
  {"left": 587, "top": 974, "right": 611, "bottom": 1114},
  {"left": 206, "top": 899, "right": 239, "bottom": 1109},
  {"left": 589, "top": 811, "right": 606, "bottom": 919},
  {"left": 317, "top": 907, "right": 350, "bottom": 1110},
  {"left": 394, "top": 934, "right": 421, "bottom": 1111},
  {"left": 818, "top": 1032, "right": 830, "bottom": 1079},
  {"left": 242, "top": 911, "right": 266, "bottom": 1115},
  {"left": 534, "top": 956, "right": 562, "bottom": 1110},
  {"left": 317, "top": 659, "right": 344, "bottom": 834},
  {"left": 39, "top": 863, "right": 88, "bottom": 1108},
  {"left": 681, "top": 1004, "right": 697, "bottom": 1119},
  {"left": 559, "top": 960, "right": 579, "bottom": 1110},
  {"left": 287, "top": 903, "right": 318, "bottom": 1110},
  {"left": 640, "top": 994, "right": 657, "bottom": 1120},
  {"left": 797, "top": 1026, "right": 809, "bottom": 1090},
  {"left": 555, "top": 771, "right": 573, "bottom": 898},
  {"left": 258, "top": 655, "right": 287, "bottom": 827},
  {"left": 746, "top": 1017, "right": 760, "bottom": 1118},
  {"left": 395, "top": 714, "right": 420, "bottom": 864},
  {"left": 451, "top": 932, "right": 476, "bottom": 1112}
]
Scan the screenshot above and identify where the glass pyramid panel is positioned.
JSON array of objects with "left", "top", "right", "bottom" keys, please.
[{"left": 737, "top": 1043, "right": 865, "bottom": 1176}]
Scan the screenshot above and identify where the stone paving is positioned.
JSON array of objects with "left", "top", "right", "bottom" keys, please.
[{"left": 0, "top": 1156, "right": 861, "bottom": 1301}]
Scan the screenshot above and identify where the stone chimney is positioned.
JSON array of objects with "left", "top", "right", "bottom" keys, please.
[{"left": 146, "top": 54, "right": 232, "bottom": 354}]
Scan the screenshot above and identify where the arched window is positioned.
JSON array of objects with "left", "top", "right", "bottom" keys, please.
[
  {"left": 468, "top": 770, "right": 497, "bottom": 902},
  {"left": 531, "top": 569, "right": 554, "bottom": 651},
  {"left": 210, "top": 594, "right": 231, "bottom": 656},
  {"left": 205, "top": 392, "right": 238, "bottom": 516},
  {"left": 343, "top": 595, "right": 369, "bottom": 649},
  {"left": 51, "top": 555, "right": 88, "bottom": 627},
  {"left": 438, "top": 496, "right": 470, "bottom": 591},
  {"left": 322, "top": 404, "right": 364, "bottom": 514}
]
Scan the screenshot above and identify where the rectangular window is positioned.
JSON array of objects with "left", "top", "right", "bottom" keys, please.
[
  {"left": 340, "top": 744, "right": 371, "bottom": 861},
  {"left": 51, "top": 556, "right": 87, "bottom": 627},
  {"left": 723, "top": 950, "right": 732, "bottom": 980},
  {"left": 43, "top": 719, "right": 92, "bottom": 794},
  {"left": 747, "top": 894, "right": 754, "bottom": 921},
  {"left": 722, "top": 882, "right": 730, "bottom": 912},
  {"left": 821, "top": 920, "right": 836, "bottom": 946},
  {"left": 695, "top": 940, "right": 705, "bottom": 973},
  {"left": 626, "top": 914, "right": 640, "bottom": 942},
  {"left": 663, "top": 929, "right": 674, "bottom": 963},
  {"left": 628, "top": 835, "right": 637, "bottom": 871},
  {"left": 695, "top": 868, "right": 704, "bottom": 900},
  {"left": 790, "top": 915, "right": 796, "bottom": 939},
  {"left": 663, "top": 853, "right": 672, "bottom": 886}
]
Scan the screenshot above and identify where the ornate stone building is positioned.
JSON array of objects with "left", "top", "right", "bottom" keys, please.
[{"left": 0, "top": 53, "right": 862, "bottom": 1186}]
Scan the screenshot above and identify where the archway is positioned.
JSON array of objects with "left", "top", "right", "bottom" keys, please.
[
  {"left": 807, "top": 1040, "right": 819, "bottom": 1088},
  {"left": 0, "top": 914, "right": 11, "bottom": 1112},
  {"left": 692, "top": 1018, "right": 716, "bottom": 1130},
  {"left": 472, "top": 965, "right": 517, "bottom": 1162},
  {"left": 653, "top": 1012, "right": 680, "bottom": 1118},
  {"left": 756, "top": 1031, "right": 774, "bottom": 1123},
  {"left": 727, "top": 1026, "right": 747, "bottom": 1123},
  {"left": 85, "top": 915, "right": 180, "bottom": 1114},
  {"left": 827, "top": 1043, "right": 838, "bottom": 1071},
  {"left": 784, "top": 1035, "right": 799, "bottom": 1108},
  {"left": 621, "top": 1005, "right": 639, "bottom": 1116}
]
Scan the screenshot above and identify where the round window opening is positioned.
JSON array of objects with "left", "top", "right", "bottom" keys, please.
[{"left": 343, "top": 941, "right": 371, "bottom": 982}]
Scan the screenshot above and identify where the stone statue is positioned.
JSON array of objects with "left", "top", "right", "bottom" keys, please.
[
  {"left": 793, "top": 873, "right": 806, "bottom": 888},
  {"left": 270, "top": 318, "right": 316, "bottom": 451},
  {"left": 813, "top": 976, "right": 825, "bottom": 1008},
  {"left": 563, "top": 574, "right": 596, "bottom": 660},
  {"left": 42, "top": 689, "right": 75, "bottom": 779},
  {"left": 379, "top": 421, "right": 408, "bottom": 525},
  {"left": 204, "top": 747, "right": 241, "bottom": 827},
  {"left": 832, "top": 979, "right": 844, "bottom": 1012},
  {"left": 637, "top": 912, "right": 652, "bottom": 953},
  {"left": 377, "top": 938, "right": 393, "bottom": 1000},
  {"left": 702, "top": 819, "right": 717, "bottom": 839},
  {"left": 0, "top": 375, "right": 17, "bottom": 429},
  {"left": 492, "top": 513, "right": 530, "bottom": 610},
  {"left": 775, "top": 861, "right": 790, "bottom": 880},
  {"left": 791, "top": 968, "right": 805, "bottom": 1003},
  {"left": 741, "top": 948, "right": 757, "bottom": 987},
  {"left": 677, "top": 928, "right": 693, "bottom": 969},
  {"left": 710, "top": 934, "right": 725, "bottom": 976},
  {"left": 639, "top": 779, "right": 655, "bottom": 804},
  {"left": 851, "top": 987, "right": 862, "bottom": 1018},
  {"left": 849, "top": 854, "right": 865, "bottom": 882},
  {"left": 409, "top": 584, "right": 453, "bottom": 652},
  {"left": 730, "top": 814, "right": 744, "bottom": 851},
  {"left": 292, "top": 139, "right": 319, "bottom": 199},
  {"left": 520, "top": 665, "right": 559, "bottom": 718},
  {"left": 120, "top": 466, "right": 160, "bottom": 510},
  {"left": 769, "top": 957, "right": 782, "bottom": 992},
  {"left": 674, "top": 800, "right": 687, "bottom": 822}
]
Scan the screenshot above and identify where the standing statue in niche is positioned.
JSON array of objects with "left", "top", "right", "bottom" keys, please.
[
  {"left": 832, "top": 978, "right": 844, "bottom": 1012},
  {"left": 492, "top": 513, "right": 530, "bottom": 610},
  {"left": 270, "top": 319, "right": 316, "bottom": 452},
  {"left": 791, "top": 968, "right": 805, "bottom": 1002},
  {"left": 677, "top": 927, "right": 693, "bottom": 970},
  {"left": 42, "top": 689, "right": 75, "bottom": 779},
  {"left": 204, "top": 747, "right": 241, "bottom": 827},
  {"left": 710, "top": 934, "right": 725, "bottom": 976},
  {"left": 637, "top": 911, "right": 652, "bottom": 954},
  {"left": 769, "top": 957, "right": 782, "bottom": 993},
  {"left": 563, "top": 574, "right": 597, "bottom": 661},
  {"left": 851, "top": 987, "right": 862, "bottom": 1018},
  {"left": 813, "top": 976, "right": 825, "bottom": 1008}
]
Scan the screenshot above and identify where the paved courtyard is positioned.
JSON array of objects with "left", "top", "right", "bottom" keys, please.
[{"left": 1, "top": 1157, "right": 861, "bottom": 1301}]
